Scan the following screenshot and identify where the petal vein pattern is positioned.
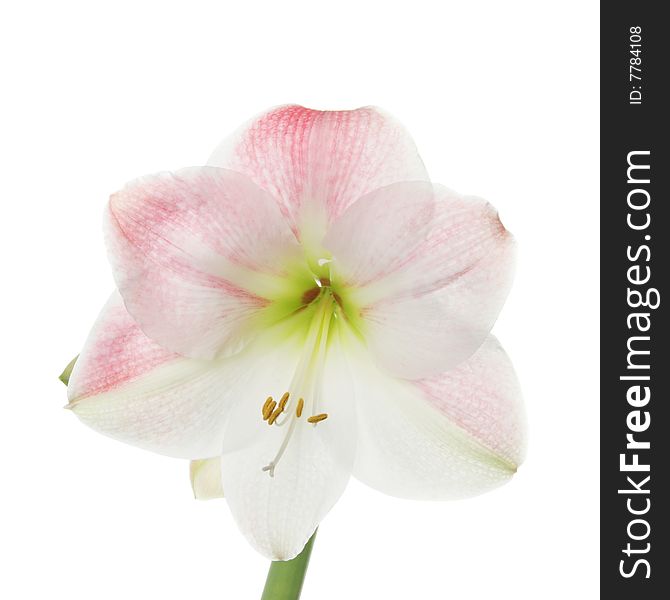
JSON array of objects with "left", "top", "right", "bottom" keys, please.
[
  {"left": 104, "top": 167, "right": 304, "bottom": 359},
  {"left": 326, "top": 183, "right": 515, "bottom": 379},
  {"left": 349, "top": 335, "right": 525, "bottom": 500},
  {"left": 208, "top": 105, "right": 429, "bottom": 237}
]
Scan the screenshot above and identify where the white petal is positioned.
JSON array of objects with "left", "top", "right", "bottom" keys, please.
[
  {"left": 67, "top": 293, "right": 299, "bottom": 459},
  {"left": 190, "top": 458, "right": 224, "bottom": 500},
  {"left": 341, "top": 185, "right": 515, "bottom": 379},
  {"left": 349, "top": 335, "right": 525, "bottom": 500},
  {"left": 220, "top": 332, "right": 356, "bottom": 560}
]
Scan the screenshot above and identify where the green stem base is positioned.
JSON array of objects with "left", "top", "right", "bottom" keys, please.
[{"left": 261, "top": 530, "right": 317, "bottom": 600}]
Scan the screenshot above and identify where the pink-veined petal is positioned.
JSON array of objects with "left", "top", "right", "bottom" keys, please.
[
  {"left": 105, "top": 167, "right": 302, "bottom": 359},
  {"left": 333, "top": 184, "right": 515, "bottom": 379},
  {"left": 220, "top": 330, "right": 356, "bottom": 560},
  {"left": 67, "top": 293, "right": 231, "bottom": 458},
  {"left": 66, "top": 293, "right": 300, "bottom": 459},
  {"left": 349, "top": 334, "right": 526, "bottom": 500},
  {"left": 208, "top": 105, "right": 429, "bottom": 239},
  {"left": 322, "top": 181, "right": 436, "bottom": 287}
]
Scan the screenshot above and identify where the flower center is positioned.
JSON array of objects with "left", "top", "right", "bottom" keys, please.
[{"left": 259, "top": 289, "right": 337, "bottom": 477}]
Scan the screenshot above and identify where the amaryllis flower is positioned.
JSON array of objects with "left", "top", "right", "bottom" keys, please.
[{"left": 65, "top": 106, "right": 526, "bottom": 560}]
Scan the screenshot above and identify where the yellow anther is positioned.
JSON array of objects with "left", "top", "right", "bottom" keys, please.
[
  {"left": 262, "top": 399, "right": 277, "bottom": 421},
  {"left": 296, "top": 398, "right": 304, "bottom": 418},
  {"left": 278, "top": 392, "right": 290, "bottom": 411},
  {"left": 267, "top": 405, "right": 284, "bottom": 425},
  {"left": 307, "top": 413, "right": 328, "bottom": 424}
]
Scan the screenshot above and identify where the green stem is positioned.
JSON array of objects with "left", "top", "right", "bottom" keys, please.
[{"left": 261, "top": 530, "right": 317, "bottom": 600}]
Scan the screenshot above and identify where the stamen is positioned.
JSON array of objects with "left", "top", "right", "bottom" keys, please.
[
  {"left": 267, "top": 405, "right": 284, "bottom": 425},
  {"left": 260, "top": 294, "right": 335, "bottom": 476},
  {"left": 262, "top": 399, "right": 276, "bottom": 421}
]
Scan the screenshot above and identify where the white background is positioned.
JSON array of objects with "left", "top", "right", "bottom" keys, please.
[{"left": 0, "top": 1, "right": 599, "bottom": 598}]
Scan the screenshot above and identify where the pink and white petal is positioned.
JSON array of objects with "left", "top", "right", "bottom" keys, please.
[
  {"left": 105, "top": 167, "right": 302, "bottom": 359},
  {"left": 67, "top": 293, "right": 229, "bottom": 458},
  {"left": 347, "top": 186, "right": 516, "bottom": 379},
  {"left": 208, "top": 105, "right": 429, "bottom": 238},
  {"left": 323, "top": 181, "right": 436, "bottom": 288},
  {"left": 350, "top": 335, "right": 526, "bottom": 500},
  {"left": 391, "top": 186, "right": 515, "bottom": 298},
  {"left": 220, "top": 332, "right": 356, "bottom": 560},
  {"left": 67, "top": 294, "right": 297, "bottom": 459},
  {"left": 190, "top": 458, "right": 224, "bottom": 500}
]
